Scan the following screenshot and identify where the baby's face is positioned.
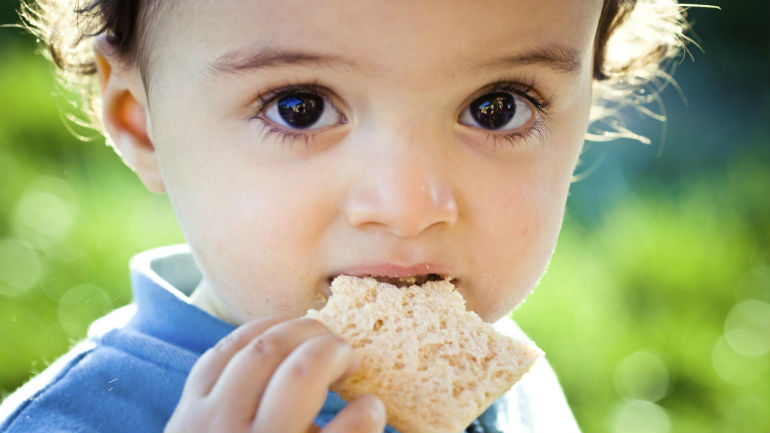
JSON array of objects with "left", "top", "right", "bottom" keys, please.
[{"left": 142, "top": 0, "right": 602, "bottom": 324}]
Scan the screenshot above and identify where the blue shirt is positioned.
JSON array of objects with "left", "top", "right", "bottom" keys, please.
[{"left": 0, "top": 245, "right": 581, "bottom": 433}]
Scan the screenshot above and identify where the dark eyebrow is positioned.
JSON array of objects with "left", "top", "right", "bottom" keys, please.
[
  {"left": 472, "top": 45, "right": 582, "bottom": 75},
  {"left": 205, "top": 48, "right": 363, "bottom": 79},
  {"left": 204, "top": 44, "right": 582, "bottom": 81}
]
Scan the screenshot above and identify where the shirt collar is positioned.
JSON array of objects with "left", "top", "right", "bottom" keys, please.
[{"left": 126, "top": 244, "right": 235, "bottom": 354}]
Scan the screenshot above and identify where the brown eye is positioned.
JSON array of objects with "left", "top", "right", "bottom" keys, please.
[
  {"left": 263, "top": 91, "right": 343, "bottom": 130},
  {"left": 470, "top": 92, "right": 515, "bottom": 129},
  {"left": 459, "top": 91, "right": 534, "bottom": 132},
  {"left": 276, "top": 93, "right": 324, "bottom": 128}
]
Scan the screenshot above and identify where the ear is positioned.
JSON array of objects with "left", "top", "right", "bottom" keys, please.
[{"left": 94, "top": 36, "right": 165, "bottom": 194}]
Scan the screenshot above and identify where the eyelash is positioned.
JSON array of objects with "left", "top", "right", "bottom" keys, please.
[
  {"left": 470, "top": 79, "right": 551, "bottom": 148},
  {"left": 248, "top": 76, "right": 552, "bottom": 149},
  {"left": 249, "top": 79, "right": 331, "bottom": 148}
]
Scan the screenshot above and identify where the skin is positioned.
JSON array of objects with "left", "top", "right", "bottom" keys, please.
[{"left": 95, "top": 0, "right": 603, "bottom": 431}]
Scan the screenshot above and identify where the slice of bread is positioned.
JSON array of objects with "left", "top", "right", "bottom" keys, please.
[{"left": 305, "top": 275, "right": 543, "bottom": 433}]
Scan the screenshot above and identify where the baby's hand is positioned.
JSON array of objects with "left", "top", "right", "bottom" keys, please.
[{"left": 164, "top": 317, "right": 386, "bottom": 433}]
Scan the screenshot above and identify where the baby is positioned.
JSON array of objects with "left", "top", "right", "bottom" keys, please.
[{"left": 2, "top": 0, "right": 691, "bottom": 432}]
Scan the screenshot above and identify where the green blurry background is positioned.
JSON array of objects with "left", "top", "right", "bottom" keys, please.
[{"left": 1, "top": 2, "right": 767, "bottom": 432}]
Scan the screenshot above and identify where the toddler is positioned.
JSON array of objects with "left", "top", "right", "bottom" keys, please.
[{"left": 1, "top": 0, "right": 691, "bottom": 432}]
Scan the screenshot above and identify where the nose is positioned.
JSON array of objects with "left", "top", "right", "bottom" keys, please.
[{"left": 345, "top": 146, "right": 459, "bottom": 239}]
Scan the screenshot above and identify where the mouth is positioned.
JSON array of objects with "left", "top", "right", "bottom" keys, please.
[{"left": 326, "top": 273, "right": 459, "bottom": 289}]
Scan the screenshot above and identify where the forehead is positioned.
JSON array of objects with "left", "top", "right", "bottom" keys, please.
[{"left": 150, "top": 0, "right": 602, "bottom": 88}]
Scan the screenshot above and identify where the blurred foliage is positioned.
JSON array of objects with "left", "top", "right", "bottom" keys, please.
[
  {"left": 0, "top": 36, "right": 185, "bottom": 389},
  {"left": 1, "top": 2, "right": 768, "bottom": 433},
  {"left": 515, "top": 151, "right": 769, "bottom": 432}
]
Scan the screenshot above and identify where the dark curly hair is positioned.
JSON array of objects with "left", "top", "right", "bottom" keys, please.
[{"left": 18, "top": 0, "right": 693, "bottom": 140}]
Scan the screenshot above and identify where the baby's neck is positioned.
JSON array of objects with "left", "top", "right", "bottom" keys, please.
[{"left": 189, "top": 279, "right": 241, "bottom": 325}]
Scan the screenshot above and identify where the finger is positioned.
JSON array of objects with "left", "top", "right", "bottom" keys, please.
[
  {"left": 252, "top": 334, "right": 359, "bottom": 433},
  {"left": 319, "top": 394, "right": 386, "bottom": 433},
  {"left": 183, "top": 316, "right": 289, "bottom": 397},
  {"left": 207, "top": 318, "right": 332, "bottom": 418}
]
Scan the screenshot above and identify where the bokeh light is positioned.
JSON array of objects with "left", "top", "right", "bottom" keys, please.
[
  {"left": 11, "top": 176, "right": 77, "bottom": 250},
  {"left": 724, "top": 299, "right": 770, "bottom": 357},
  {"left": 711, "top": 335, "right": 762, "bottom": 386},
  {"left": 58, "top": 283, "right": 113, "bottom": 338},
  {"left": 0, "top": 237, "right": 43, "bottom": 297},
  {"left": 614, "top": 350, "right": 670, "bottom": 402},
  {"left": 609, "top": 399, "right": 671, "bottom": 433}
]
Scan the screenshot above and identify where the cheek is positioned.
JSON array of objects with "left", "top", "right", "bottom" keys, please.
[
  {"left": 183, "top": 165, "right": 333, "bottom": 264},
  {"left": 155, "top": 136, "right": 339, "bottom": 311},
  {"left": 463, "top": 147, "right": 578, "bottom": 320},
  {"left": 475, "top": 169, "right": 565, "bottom": 271}
]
